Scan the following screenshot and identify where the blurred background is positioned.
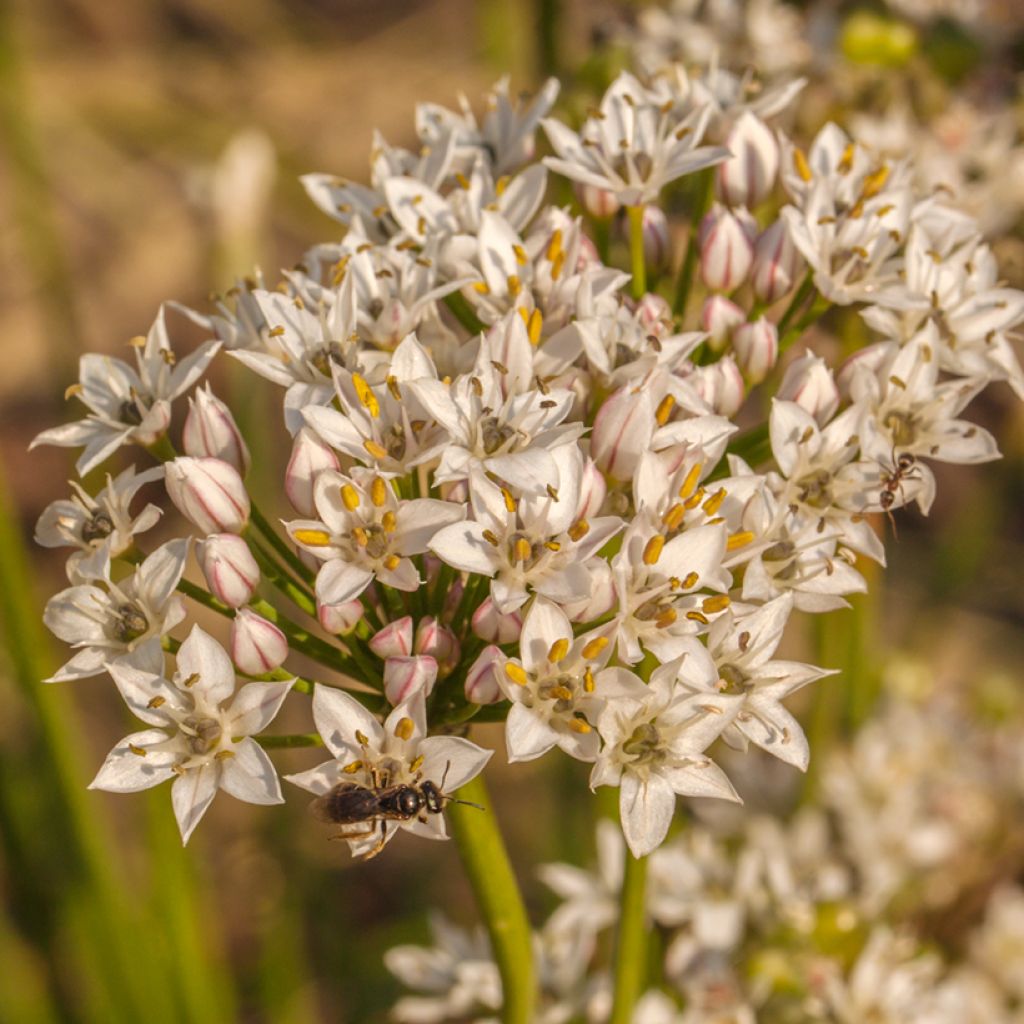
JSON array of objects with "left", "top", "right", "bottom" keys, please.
[{"left": 2, "top": 1, "right": 1024, "bottom": 1021}]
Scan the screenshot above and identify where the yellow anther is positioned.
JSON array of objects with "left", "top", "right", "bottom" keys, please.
[
  {"left": 293, "top": 528, "right": 332, "bottom": 547},
  {"left": 343, "top": 759, "right": 363, "bottom": 774},
  {"left": 568, "top": 718, "right": 592, "bottom": 735},
  {"left": 726, "top": 531, "right": 755, "bottom": 551},
  {"left": 129, "top": 334, "right": 147, "bottom": 348},
  {"left": 355, "top": 730, "right": 370, "bottom": 746},
  {"left": 683, "top": 487, "right": 706, "bottom": 511},
  {"left": 793, "top": 148, "right": 812, "bottom": 183},
  {"left": 506, "top": 275, "right": 522, "bottom": 298},
  {"left": 383, "top": 554, "right": 401, "bottom": 570},
  {"left": 678, "top": 462, "right": 703, "bottom": 499},
  {"left": 455, "top": 172, "right": 471, "bottom": 190},
  {"left": 682, "top": 571, "right": 699, "bottom": 589},
  {"left": 655, "top": 608, "right": 678, "bottom": 629},
  {"left": 662, "top": 503, "right": 686, "bottom": 531},
  {"left": 568, "top": 519, "right": 590, "bottom": 541},
  {"left": 370, "top": 477, "right": 388, "bottom": 508},
  {"left": 386, "top": 375, "right": 402, "bottom": 401},
  {"left": 268, "top": 325, "right": 286, "bottom": 337},
  {"left": 861, "top": 165, "right": 890, "bottom": 199},
  {"left": 655, "top": 394, "right": 675, "bottom": 426},
  {"left": 550, "top": 250, "right": 566, "bottom": 280},
  {"left": 668, "top": 576, "right": 681, "bottom": 590},
  {"left": 583, "top": 667, "right": 595, "bottom": 693},
  {"left": 128, "top": 744, "right": 147, "bottom": 757},
  {"left": 473, "top": 281, "right": 491, "bottom": 294},
  {"left": 64, "top": 383, "right": 83, "bottom": 400},
  {"left": 702, "top": 594, "right": 731, "bottom": 614},
  {"left": 548, "top": 638, "right": 570, "bottom": 663},
  {"left": 501, "top": 488, "right": 518, "bottom": 513},
  {"left": 550, "top": 685, "right": 573, "bottom": 701},
  {"left": 340, "top": 484, "right": 361, "bottom": 510},
  {"left": 482, "top": 529, "right": 500, "bottom": 547},
  {"left": 546, "top": 484, "right": 559, "bottom": 501},
  {"left": 495, "top": 175, "right": 510, "bottom": 196},
  {"left": 837, "top": 142, "right": 855, "bottom": 174},
  {"left": 544, "top": 540, "right": 561, "bottom": 552},
  {"left": 394, "top": 717, "right": 415, "bottom": 741},
  {"left": 513, "top": 244, "right": 528, "bottom": 266},
  {"left": 505, "top": 662, "right": 529, "bottom": 686},
  {"left": 513, "top": 537, "right": 532, "bottom": 562},
  {"left": 381, "top": 510, "right": 397, "bottom": 533},
  {"left": 351, "top": 526, "right": 369, "bottom": 547},
  {"left": 147, "top": 696, "right": 166, "bottom": 709},
  {"left": 182, "top": 672, "right": 199, "bottom": 688},
  {"left": 347, "top": 374, "right": 380, "bottom": 420},
  {"left": 702, "top": 488, "right": 727, "bottom": 516},
  {"left": 364, "top": 439, "right": 389, "bottom": 460},
  {"left": 643, "top": 534, "right": 666, "bottom": 565},
  {"left": 527, "top": 308, "right": 543, "bottom": 345},
  {"left": 409, "top": 754, "right": 425, "bottom": 773},
  {"left": 581, "top": 636, "right": 608, "bottom": 660},
  {"left": 214, "top": 749, "right": 235, "bottom": 761},
  {"left": 546, "top": 229, "right": 563, "bottom": 263},
  {"left": 686, "top": 610, "right": 709, "bottom": 624}
]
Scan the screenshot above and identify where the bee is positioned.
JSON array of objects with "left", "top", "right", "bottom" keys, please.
[{"left": 310, "top": 762, "right": 480, "bottom": 860}]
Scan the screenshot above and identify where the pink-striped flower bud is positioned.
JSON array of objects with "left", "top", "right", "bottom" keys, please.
[
  {"left": 690, "top": 356, "right": 746, "bottom": 417},
  {"left": 732, "top": 317, "right": 779, "bottom": 384},
  {"left": 165, "top": 456, "right": 250, "bottom": 535},
  {"left": 414, "top": 617, "right": 459, "bottom": 673},
  {"left": 196, "top": 533, "right": 259, "bottom": 607},
  {"left": 285, "top": 427, "right": 339, "bottom": 517},
  {"left": 701, "top": 295, "right": 745, "bottom": 352},
  {"left": 471, "top": 597, "right": 524, "bottom": 645},
  {"left": 699, "top": 204, "right": 755, "bottom": 292},
  {"left": 575, "top": 182, "right": 621, "bottom": 219},
  {"left": 369, "top": 616, "right": 414, "bottom": 659},
  {"left": 383, "top": 655, "right": 438, "bottom": 706},
  {"left": 182, "top": 384, "right": 250, "bottom": 475},
  {"left": 317, "top": 599, "right": 364, "bottom": 635},
  {"left": 576, "top": 458, "right": 608, "bottom": 520},
  {"left": 778, "top": 351, "right": 840, "bottom": 425},
  {"left": 751, "top": 220, "right": 804, "bottom": 304},
  {"left": 641, "top": 206, "right": 670, "bottom": 272},
  {"left": 717, "top": 111, "right": 779, "bottom": 208},
  {"left": 591, "top": 385, "right": 655, "bottom": 482},
  {"left": 464, "top": 645, "right": 505, "bottom": 705},
  {"left": 231, "top": 608, "right": 287, "bottom": 674},
  {"left": 634, "top": 292, "right": 673, "bottom": 335}
]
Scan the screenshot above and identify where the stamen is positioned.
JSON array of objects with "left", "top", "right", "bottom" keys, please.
[
  {"left": 727, "top": 531, "right": 755, "bottom": 551},
  {"left": 505, "top": 663, "right": 529, "bottom": 686},
  {"left": 294, "top": 529, "right": 332, "bottom": 546},
  {"left": 581, "top": 636, "right": 608, "bottom": 659},
  {"left": 340, "top": 484, "right": 361, "bottom": 510},
  {"left": 568, "top": 520, "right": 590, "bottom": 541},
  {"left": 642, "top": 534, "right": 666, "bottom": 565},
  {"left": 547, "top": 638, "right": 570, "bottom": 663},
  {"left": 655, "top": 394, "right": 675, "bottom": 426},
  {"left": 678, "top": 462, "right": 702, "bottom": 499},
  {"left": 702, "top": 595, "right": 730, "bottom": 614},
  {"left": 370, "top": 477, "right": 388, "bottom": 508},
  {"left": 394, "top": 717, "right": 415, "bottom": 741}
]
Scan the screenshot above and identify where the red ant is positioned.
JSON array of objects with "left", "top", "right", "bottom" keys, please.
[{"left": 869, "top": 449, "right": 921, "bottom": 535}]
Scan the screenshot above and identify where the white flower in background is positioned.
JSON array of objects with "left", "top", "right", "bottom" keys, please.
[
  {"left": 42, "top": 539, "right": 188, "bottom": 682},
  {"left": 91, "top": 625, "right": 292, "bottom": 843},
  {"left": 285, "top": 686, "right": 491, "bottom": 858},
  {"left": 590, "top": 660, "right": 743, "bottom": 857},
  {"left": 30, "top": 307, "right": 219, "bottom": 474},
  {"left": 35, "top": 465, "right": 164, "bottom": 581},
  {"left": 541, "top": 72, "right": 728, "bottom": 207},
  {"left": 288, "top": 468, "right": 464, "bottom": 605}
]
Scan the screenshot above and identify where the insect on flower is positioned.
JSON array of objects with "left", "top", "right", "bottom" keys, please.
[{"left": 310, "top": 761, "right": 483, "bottom": 860}]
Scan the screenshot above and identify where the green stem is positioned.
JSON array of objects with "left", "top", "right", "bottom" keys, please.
[
  {"left": 627, "top": 205, "right": 646, "bottom": 300},
  {"left": 778, "top": 293, "right": 831, "bottom": 356},
  {"left": 444, "top": 291, "right": 487, "bottom": 335},
  {"left": 448, "top": 774, "right": 535, "bottom": 1024},
  {"left": 255, "top": 733, "right": 324, "bottom": 749},
  {"left": 247, "top": 534, "right": 317, "bottom": 616},
  {"left": 775, "top": 272, "right": 815, "bottom": 337},
  {"left": 249, "top": 504, "right": 316, "bottom": 587},
  {"left": 672, "top": 167, "right": 714, "bottom": 317},
  {"left": 609, "top": 850, "right": 649, "bottom": 1024}
]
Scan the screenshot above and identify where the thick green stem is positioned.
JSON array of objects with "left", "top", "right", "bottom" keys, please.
[
  {"left": 627, "top": 205, "right": 646, "bottom": 300},
  {"left": 255, "top": 733, "right": 324, "bottom": 749},
  {"left": 448, "top": 774, "right": 535, "bottom": 1024},
  {"left": 609, "top": 850, "right": 649, "bottom": 1023},
  {"left": 444, "top": 291, "right": 487, "bottom": 335}
]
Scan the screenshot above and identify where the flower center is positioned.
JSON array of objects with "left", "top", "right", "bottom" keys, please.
[
  {"left": 81, "top": 511, "right": 114, "bottom": 543},
  {"left": 622, "top": 721, "right": 663, "bottom": 764},
  {"left": 112, "top": 603, "right": 149, "bottom": 643},
  {"left": 181, "top": 715, "right": 223, "bottom": 756}
]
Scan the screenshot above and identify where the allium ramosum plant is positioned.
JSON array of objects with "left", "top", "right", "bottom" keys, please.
[{"left": 33, "top": 47, "right": 1022, "bottom": 1023}]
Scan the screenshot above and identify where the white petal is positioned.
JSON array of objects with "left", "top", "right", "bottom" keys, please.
[
  {"left": 316, "top": 560, "right": 374, "bottom": 605},
  {"left": 89, "top": 729, "right": 176, "bottom": 792},
  {"left": 219, "top": 737, "right": 284, "bottom": 804},
  {"left": 107, "top": 660, "right": 181, "bottom": 726},
  {"left": 283, "top": 759, "right": 343, "bottom": 796},
  {"left": 519, "top": 598, "right": 570, "bottom": 674},
  {"left": 428, "top": 522, "right": 498, "bottom": 576},
  {"left": 137, "top": 538, "right": 190, "bottom": 610},
  {"left": 395, "top": 499, "right": 465, "bottom": 554},
  {"left": 312, "top": 684, "right": 383, "bottom": 760},
  {"left": 504, "top": 703, "right": 559, "bottom": 762},
  {"left": 171, "top": 765, "right": 220, "bottom": 844},
  {"left": 227, "top": 680, "right": 294, "bottom": 736},
  {"left": 176, "top": 625, "right": 236, "bottom": 706},
  {"left": 418, "top": 736, "right": 493, "bottom": 792},
  {"left": 620, "top": 771, "right": 675, "bottom": 858}
]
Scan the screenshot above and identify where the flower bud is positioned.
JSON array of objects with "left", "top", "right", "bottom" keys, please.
[
  {"left": 369, "top": 616, "right": 414, "bottom": 659},
  {"left": 471, "top": 597, "right": 524, "bottom": 644},
  {"left": 383, "top": 655, "right": 438, "bottom": 706},
  {"left": 231, "top": 608, "right": 287, "bottom": 674},
  {"left": 699, "top": 204, "right": 755, "bottom": 292},
  {"left": 717, "top": 111, "right": 779, "bottom": 208},
  {"left": 751, "top": 220, "right": 804, "bottom": 304},
  {"left": 591, "top": 385, "right": 655, "bottom": 482},
  {"left": 196, "top": 533, "right": 259, "bottom": 607},
  {"left": 778, "top": 351, "right": 840, "bottom": 425},
  {"left": 732, "top": 317, "right": 779, "bottom": 384},
  {"left": 576, "top": 458, "right": 608, "bottom": 520},
  {"left": 690, "top": 356, "right": 746, "bottom": 417},
  {"left": 641, "top": 206, "right": 670, "bottom": 272},
  {"left": 182, "top": 384, "right": 251, "bottom": 475},
  {"left": 318, "top": 599, "right": 364, "bottom": 635},
  {"left": 634, "top": 292, "right": 672, "bottom": 336},
  {"left": 701, "top": 295, "right": 745, "bottom": 352},
  {"left": 414, "top": 617, "right": 460, "bottom": 673},
  {"left": 285, "top": 427, "right": 339, "bottom": 517},
  {"left": 165, "top": 456, "right": 250, "bottom": 535},
  {"left": 575, "top": 182, "right": 620, "bottom": 219},
  {"left": 464, "top": 645, "right": 505, "bottom": 705}
]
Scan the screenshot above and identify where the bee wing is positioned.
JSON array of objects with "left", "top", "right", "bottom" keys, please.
[{"left": 309, "top": 783, "right": 378, "bottom": 825}]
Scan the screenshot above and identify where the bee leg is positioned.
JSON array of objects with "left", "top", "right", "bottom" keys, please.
[
  {"left": 361, "top": 820, "right": 389, "bottom": 861},
  {"left": 330, "top": 825, "right": 377, "bottom": 843}
]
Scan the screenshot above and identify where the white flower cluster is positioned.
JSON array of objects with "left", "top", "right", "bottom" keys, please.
[
  {"left": 386, "top": 666, "right": 1024, "bottom": 1023},
  {"left": 33, "top": 55, "right": 1020, "bottom": 857}
]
